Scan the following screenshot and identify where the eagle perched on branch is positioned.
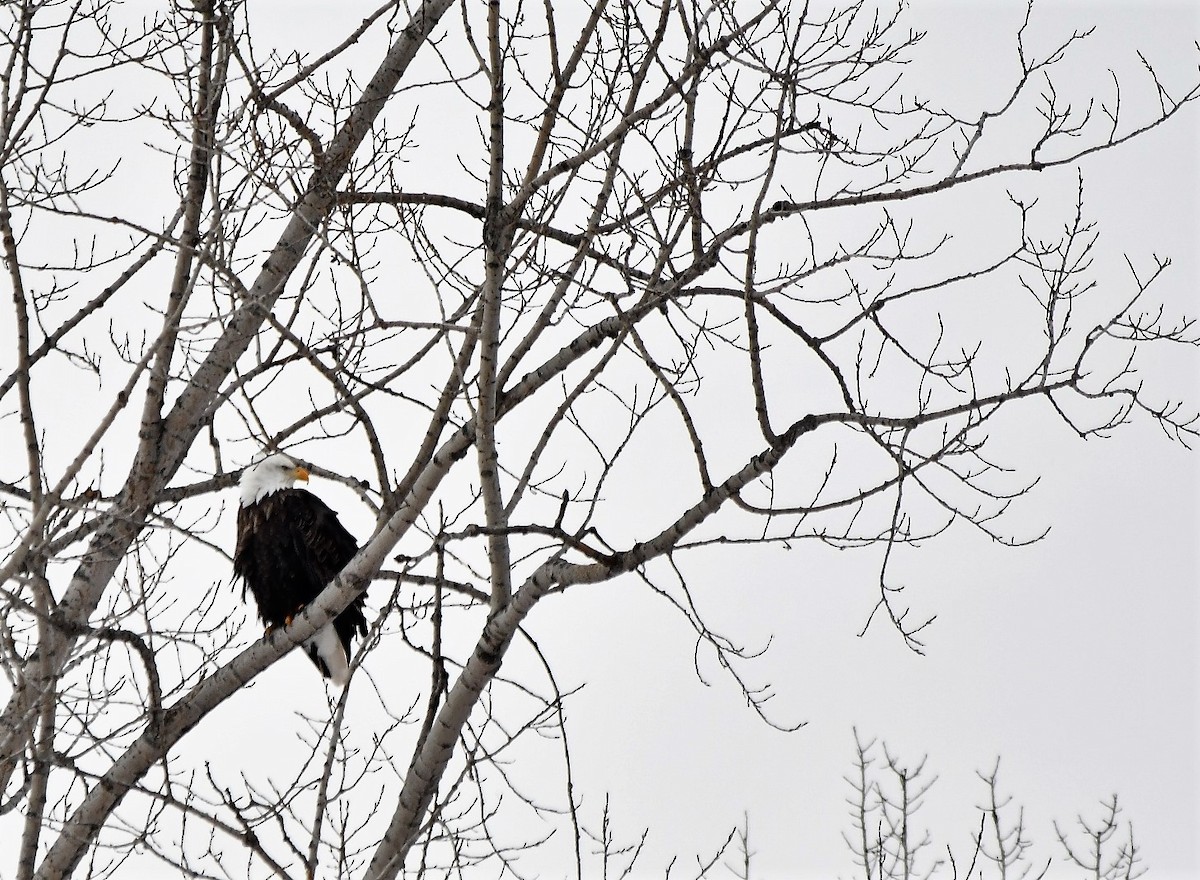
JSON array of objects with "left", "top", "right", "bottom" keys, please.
[{"left": 234, "top": 453, "right": 367, "bottom": 686}]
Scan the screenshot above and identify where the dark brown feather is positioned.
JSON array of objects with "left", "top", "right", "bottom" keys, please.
[{"left": 234, "top": 489, "right": 367, "bottom": 676}]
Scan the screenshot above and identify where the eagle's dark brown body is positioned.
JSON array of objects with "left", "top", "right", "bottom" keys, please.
[{"left": 234, "top": 488, "right": 367, "bottom": 681}]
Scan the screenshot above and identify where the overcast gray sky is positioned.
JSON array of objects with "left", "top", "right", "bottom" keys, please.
[{"left": 516, "top": 3, "right": 1199, "bottom": 877}]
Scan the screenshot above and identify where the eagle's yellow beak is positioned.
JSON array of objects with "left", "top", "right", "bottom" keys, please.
[{"left": 294, "top": 466, "right": 310, "bottom": 482}]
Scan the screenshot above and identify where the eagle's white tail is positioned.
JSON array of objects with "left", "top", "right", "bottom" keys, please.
[{"left": 306, "top": 625, "right": 351, "bottom": 688}]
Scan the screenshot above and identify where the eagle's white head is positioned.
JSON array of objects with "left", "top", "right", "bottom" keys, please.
[{"left": 239, "top": 453, "right": 310, "bottom": 507}]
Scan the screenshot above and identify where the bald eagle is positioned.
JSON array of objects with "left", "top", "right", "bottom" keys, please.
[{"left": 235, "top": 453, "right": 367, "bottom": 686}]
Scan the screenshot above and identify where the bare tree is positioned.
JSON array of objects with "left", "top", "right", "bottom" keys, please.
[
  {"left": 845, "top": 731, "right": 941, "bottom": 880},
  {"left": 844, "top": 735, "right": 1145, "bottom": 880},
  {"left": 1054, "top": 797, "right": 1146, "bottom": 880},
  {"left": 0, "top": 1, "right": 1195, "bottom": 878}
]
